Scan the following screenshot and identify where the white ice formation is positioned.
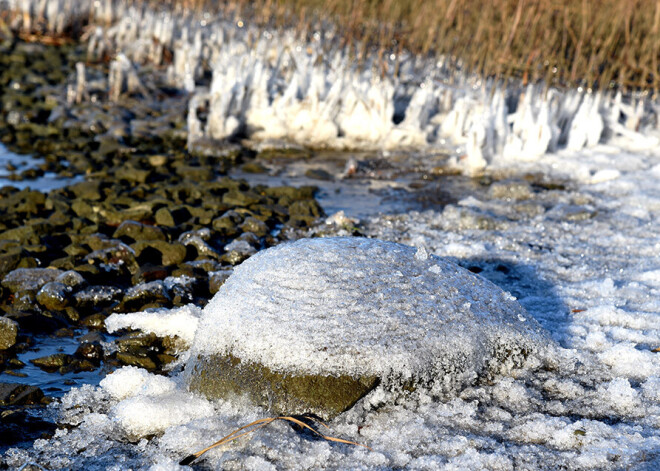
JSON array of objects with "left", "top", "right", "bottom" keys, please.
[
  {"left": 4, "top": 0, "right": 660, "bottom": 175},
  {"left": 184, "top": 237, "right": 552, "bottom": 392}
]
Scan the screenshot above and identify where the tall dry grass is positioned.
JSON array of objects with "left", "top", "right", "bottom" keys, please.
[{"left": 225, "top": 0, "right": 660, "bottom": 92}]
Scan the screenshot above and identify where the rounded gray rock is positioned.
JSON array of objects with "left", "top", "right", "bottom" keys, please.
[{"left": 184, "top": 237, "right": 552, "bottom": 418}]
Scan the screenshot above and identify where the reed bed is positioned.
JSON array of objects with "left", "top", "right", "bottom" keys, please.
[{"left": 224, "top": 0, "right": 660, "bottom": 92}]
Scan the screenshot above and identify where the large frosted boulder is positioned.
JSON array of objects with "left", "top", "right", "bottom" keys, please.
[{"left": 184, "top": 237, "right": 551, "bottom": 419}]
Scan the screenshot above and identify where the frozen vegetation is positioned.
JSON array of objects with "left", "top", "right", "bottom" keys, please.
[{"left": 4, "top": 0, "right": 660, "bottom": 174}]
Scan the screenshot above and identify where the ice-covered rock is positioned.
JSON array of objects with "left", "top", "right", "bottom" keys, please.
[{"left": 184, "top": 237, "right": 552, "bottom": 419}]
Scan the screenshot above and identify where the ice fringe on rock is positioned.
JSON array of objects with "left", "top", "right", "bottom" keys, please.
[
  {"left": 5, "top": 0, "right": 660, "bottom": 175},
  {"left": 183, "top": 237, "right": 553, "bottom": 417}
]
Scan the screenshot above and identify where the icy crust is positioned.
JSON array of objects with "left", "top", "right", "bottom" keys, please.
[
  {"left": 185, "top": 237, "right": 551, "bottom": 387},
  {"left": 105, "top": 304, "right": 202, "bottom": 346}
]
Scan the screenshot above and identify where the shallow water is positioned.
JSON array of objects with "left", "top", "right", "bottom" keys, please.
[
  {"left": 0, "top": 143, "right": 82, "bottom": 191},
  {"left": 230, "top": 151, "right": 480, "bottom": 219},
  {"left": 0, "top": 334, "right": 110, "bottom": 398}
]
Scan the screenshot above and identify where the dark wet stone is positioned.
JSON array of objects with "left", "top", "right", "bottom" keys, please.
[
  {"left": 115, "top": 352, "right": 157, "bottom": 370},
  {"left": 157, "top": 353, "right": 177, "bottom": 365},
  {"left": 68, "top": 180, "right": 102, "bottom": 200},
  {"left": 222, "top": 190, "right": 261, "bottom": 207},
  {"left": 178, "top": 228, "right": 211, "bottom": 244},
  {"left": 0, "top": 250, "right": 22, "bottom": 278},
  {"left": 49, "top": 256, "right": 76, "bottom": 270},
  {"left": 123, "top": 281, "right": 171, "bottom": 310},
  {"left": 74, "top": 285, "right": 123, "bottom": 310},
  {"left": 0, "top": 383, "right": 44, "bottom": 406},
  {"left": 5, "top": 311, "right": 65, "bottom": 334},
  {"left": 55, "top": 270, "right": 86, "bottom": 289},
  {"left": 0, "top": 317, "right": 18, "bottom": 350},
  {"left": 113, "top": 220, "right": 166, "bottom": 242},
  {"left": 31, "top": 353, "right": 73, "bottom": 372},
  {"left": 0, "top": 223, "right": 52, "bottom": 246},
  {"left": 169, "top": 280, "right": 195, "bottom": 305},
  {"left": 132, "top": 264, "right": 169, "bottom": 284},
  {"left": 0, "top": 405, "right": 57, "bottom": 448},
  {"left": 188, "top": 354, "right": 378, "bottom": 421},
  {"left": 237, "top": 231, "right": 262, "bottom": 246},
  {"left": 131, "top": 241, "right": 186, "bottom": 266},
  {"left": 221, "top": 250, "right": 253, "bottom": 266},
  {"left": 154, "top": 207, "right": 176, "bottom": 227},
  {"left": 10, "top": 291, "right": 37, "bottom": 312},
  {"left": 80, "top": 313, "right": 106, "bottom": 329},
  {"left": 208, "top": 269, "right": 233, "bottom": 294},
  {"left": 53, "top": 328, "right": 75, "bottom": 338},
  {"left": 79, "top": 331, "right": 105, "bottom": 344},
  {"left": 1, "top": 268, "right": 62, "bottom": 294},
  {"left": 241, "top": 161, "right": 268, "bottom": 173},
  {"left": 84, "top": 244, "right": 139, "bottom": 274},
  {"left": 239, "top": 216, "right": 268, "bottom": 237},
  {"left": 70, "top": 199, "right": 95, "bottom": 218},
  {"left": 148, "top": 155, "right": 168, "bottom": 167},
  {"left": 36, "top": 282, "right": 71, "bottom": 311},
  {"left": 63, "top": 307, "right": 80, "bottom": 323},
  {"left": 262, "top": 186, "right": 316, "bottom": 201},
  {"left": 184, "top": 259, "right": 220, "bottom": 273},
  {"left": 63, "top": 358, "right": 98, "bottom": 373},
  {"left": 117, "top": 332, "right": 158, "bottom": 351},
  {"left": 288, "top": 200, "right": 323, "bottom": 222},
  {"left": 179, "top": 235, "right": 221, "bottom": 260},
  {"left": 305, "top": 168, "right": 333, "bottom": 181},
  {"left": 175, "top": 165, "right": 214, "bottom": 181},
  {"left": 115, "top": 165, "right": 151, "bottom": 184},
  {"left": 211, "top": 210, "right": 242, "bottom": 236}
]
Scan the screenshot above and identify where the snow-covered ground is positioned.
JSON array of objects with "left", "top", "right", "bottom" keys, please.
[{"left": 5, "top": 136, "right": 660, "bottom": 470}]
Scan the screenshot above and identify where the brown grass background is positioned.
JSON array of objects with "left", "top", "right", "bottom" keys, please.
[{"left": 216, "top": 0, "right": 660, "bottom": 91}]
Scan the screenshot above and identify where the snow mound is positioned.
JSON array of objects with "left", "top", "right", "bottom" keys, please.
[{"left": 185, "top": 237, "right": 552, "bottom": 390}]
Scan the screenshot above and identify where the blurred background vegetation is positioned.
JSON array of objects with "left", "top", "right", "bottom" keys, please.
[{"left": 216, "top": 0, "right": 660, "bottom": 92}]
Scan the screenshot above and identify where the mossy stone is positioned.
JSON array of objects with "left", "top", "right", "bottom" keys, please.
[
  {"left": 0, "top": 317, "right": 18, "bottom": 350},
  {"left": 113, "top": 220, "right": 167, "bottom": 242},
  {"left": 187, "top": 353, "right": 379, "bottom": 421}
]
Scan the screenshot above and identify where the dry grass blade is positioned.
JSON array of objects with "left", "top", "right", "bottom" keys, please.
[{"left": 179, "top": 415, "right": 370, "bottom": 466}]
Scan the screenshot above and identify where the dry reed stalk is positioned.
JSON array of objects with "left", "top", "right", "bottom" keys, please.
[{"left": 179, "top": 415, "right": 370, "bottom": 466}]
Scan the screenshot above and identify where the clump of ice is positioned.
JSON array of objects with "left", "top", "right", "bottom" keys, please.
[
  {"left": 105, "top": 304, "right": 202, "bottom": 346},
  {"left": 100, "top": 366, "right": 177, "bottom": 400},
  {"left": 111, "top": 392, "right": 214, "bottom": 437},
  {"left": 185, "top": 237, "right": 552, "bottom": 392}
]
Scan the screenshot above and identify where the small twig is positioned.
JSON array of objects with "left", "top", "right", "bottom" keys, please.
[{"left": 179, "top": 415, "right": 370, "bottom": 466}]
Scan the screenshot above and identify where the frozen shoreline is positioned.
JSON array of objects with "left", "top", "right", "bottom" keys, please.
[{"left": 4, "top": 139, "right": 660, "bottom": 470}]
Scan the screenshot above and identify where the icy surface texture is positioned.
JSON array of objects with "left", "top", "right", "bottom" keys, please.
[
  {"left": 106, "top": 304, "right": 202, "bottom": 346},
  {"left": 185, "top": 237, "right": 551, "bottom": 387}
]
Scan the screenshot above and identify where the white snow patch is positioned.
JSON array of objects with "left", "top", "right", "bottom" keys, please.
[
  {"left": 100, "top": 366, "right": 177, "bottom": 400},
  {"left": 105, "top": 304, "right": 202, "bottom": 345}
]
